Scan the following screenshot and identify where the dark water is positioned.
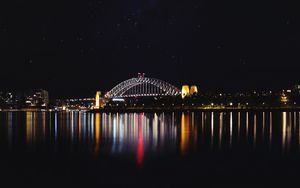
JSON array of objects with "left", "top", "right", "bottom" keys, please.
[{"left": 1, "top": 111, "right": 300, "bottom": 186}]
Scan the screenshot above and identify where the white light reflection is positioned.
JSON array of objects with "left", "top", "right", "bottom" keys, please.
[
  {"left": 160, "top": 113, "right": 165, "bottom": 147},
  {"left": 299, "top": 112, "right": 300, "bottom": 149},
  {"left": 78, "top": 112, "right": 81, "bottom": 143},
  {"left": 238, "top": 112, "right": 240, "bottom": 141},
  {"left": 246, "top": 112, "right": 249, "bottom": 139},
  {"left": 262, "top": 112, "right": 265, "bottom": 143},
  {"left": 269, "top": 112, "right": 272, "bottom": 149},
  {"left": 119, "top": 114, "right": 124, "bottom": 152},
  {"left": 112, "top": 113, "right": 117, "bottom": 153},
  {"left": 282, "top": 112, "right": 287, "bottom": 152},
  {"left": 153, "top": 113, "right": 158, "bottom": 150},
  {"left": 71, "top": 112, "right": 74, "bottom": 142},
  {"left": 219, "top": 112, "right": 223, "bottom": 149},
  {"left": 172, "top": 112, "right": 177, "bottom": 142},
  {"left": 254, "top": 114, "right": 257, "bottom": 148},
  {"left": 54, "top": 113, "right": 58, "bottom": 143},
  {"left": 294, "top": 112, "right": 297, "bottom": 139},
  {"left": 42, "top": 112, "right": 46, "bottom": 143},
  {"left": 287, "top": 112, "right": 292, "bottom": 152},
  {"left": 201, "top": 112, "right": 204, "bottom": 134},
  {"left": 82, "top": 112, "right": 87, "bottom": 142},
  {"left": 211, "top": 112, "right": 214, "bottom": 148},
  {"left": 91, "top": 113, "right": 94, "bottom": 142},
  {"left": 230, "top": 112, "right": 233, "bottom": 148}
]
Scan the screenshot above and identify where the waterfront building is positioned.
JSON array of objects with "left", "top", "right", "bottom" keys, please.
[{"left": 25, "top": 89, "right": 49, "bottom": 107}]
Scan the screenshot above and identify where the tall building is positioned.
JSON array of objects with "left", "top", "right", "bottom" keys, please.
[
  {"left": 40, "top": 90, "right": 49, "bottom": 106},
  {"left": 181, "top": 85, "right": 190, "bottom": 99}
]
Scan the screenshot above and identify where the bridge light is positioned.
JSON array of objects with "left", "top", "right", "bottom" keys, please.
[
  {"left": 190, "top": 85, "right": 198, "bottom": 95},
  {"left": 181, "top": 85, "right": 190, "bottom": 99},
  {"left": 112, "top": 98, "right": 125, "bottom": 102},
  {"left": 106, "top": 76, "right": 180, "bottom": 99}
]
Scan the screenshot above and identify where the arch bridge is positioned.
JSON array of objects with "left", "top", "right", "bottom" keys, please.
[{"left": 105, "top": 74, "right": 181, "bottom": 98}]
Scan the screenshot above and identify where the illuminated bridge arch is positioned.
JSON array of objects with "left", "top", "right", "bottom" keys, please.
[{"left": 105, "top": 75, "right": 181, "bottom": 98}]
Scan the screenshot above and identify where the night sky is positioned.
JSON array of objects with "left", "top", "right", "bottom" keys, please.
[{"left": 0, "top": 1, "right": 299, "bottom": 98}]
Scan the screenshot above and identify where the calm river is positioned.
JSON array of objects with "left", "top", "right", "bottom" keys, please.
[{"left": 0, "top": 111, "right": 300, "bottom": 186}]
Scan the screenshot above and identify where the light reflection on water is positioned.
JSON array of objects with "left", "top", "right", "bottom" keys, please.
[{"left": 1, "top": 111, "right": 300, "bottom": 166}]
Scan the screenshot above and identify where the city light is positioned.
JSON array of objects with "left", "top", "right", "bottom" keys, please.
[
  {"left": 181, "top": 85, "right": 190, "bottom": 99},
  {"left": 95, "top": 91, "right": 101, "bottom": 109},
  {"left": 281, "top": 95, "right": 288, "bottom": 104},
  {"left": 1, "top": 78, "right": 300, "bottom": 112},
  {"left": 112, "top": 98, "right": 125, "bottom": 102}
]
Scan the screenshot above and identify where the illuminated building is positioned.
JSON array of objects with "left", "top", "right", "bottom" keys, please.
[
  {"left": 55, "top": 98, "right": 96, "bottom": 110},
  {"left": 190, "top": 85, "right": 198, "bottom": 95},
  {"left": 281, "top": 94, "right": 288, "bottom": 104},
  {"left": 95, "top": 91, "right": 101, "bottom": 109},
  {"left": 39, "top": 90, "right": 49, "bottom": 106},
  {"left": 181, "top": 85, "right": 190, "bottom": 99},
  {"left": 293, "top": 85, "right": 300, "bottom": 94},
  {"left": 25, "top": 89, "right": 49, "bottom": 107}
]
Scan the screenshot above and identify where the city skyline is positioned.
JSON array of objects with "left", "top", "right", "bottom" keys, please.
[
  {"left": 1, "top": 74, "right": 300, "bottom": 100},
  {"left": 2, "top": 76, "right": 300, "bottom": 112}
]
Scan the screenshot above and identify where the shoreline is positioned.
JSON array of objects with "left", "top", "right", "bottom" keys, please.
[
  {"left": 1, "top": 107, "right": 300, "bottom": 113},
  {"left": 89, "top": 106, "right": 300, "bottom": 113}
]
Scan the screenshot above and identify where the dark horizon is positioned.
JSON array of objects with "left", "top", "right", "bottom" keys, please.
[{"left": 0, "top": 1, "right": 299, "bottom": 98}]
